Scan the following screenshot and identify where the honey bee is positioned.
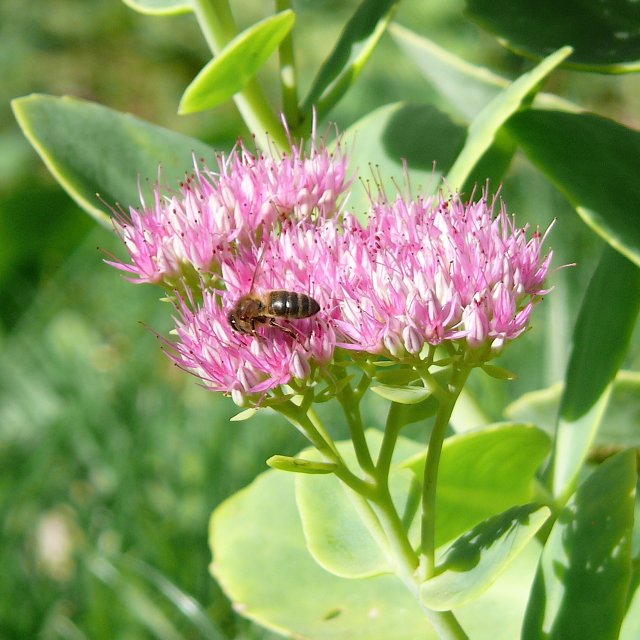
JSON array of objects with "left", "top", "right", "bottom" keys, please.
[{"left": 228, "top": 290, "right": 321, "bottom": 339}]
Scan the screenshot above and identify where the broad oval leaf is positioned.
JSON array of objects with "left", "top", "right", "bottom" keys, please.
[
  {"left": 404, "top": 423, "right": 551, "bottom": 546},
  {"left": 12, "top": 94, "right": 214, "bottom": 226},
  {"left": 523, "top": 451, "right": 636, "bottom": 640},
  {"left": 122, "top": 0, "right": 191, "bottom": 15},
  {"left": 506, "top": 110, "right": 640, "bottom": 267},
  {"left": 465, "top": 0, "right": 640, "bottom": 72},
  {"left": 421, "top": 504, "right": 550, "bottom": 611},
  {"left": 179, "top": 11, "right": 295, "bottom": 114},
  {"left": 210, "top": 462, "right": 545, "bottom": 639},
  {"left": 445, "top": 46, "right": 572, "bottom": 190}
]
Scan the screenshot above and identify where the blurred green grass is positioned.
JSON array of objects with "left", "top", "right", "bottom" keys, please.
[{"left": 2, "top": 0, "right": 639, "bottom": 638}]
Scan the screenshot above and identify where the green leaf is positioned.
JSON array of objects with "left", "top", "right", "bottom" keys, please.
[
  {"left": 390, "top": 23, "right": 579, "bottom": 123},
  {"left": 446, "top": 46, "right": 572, "bottom": 190},
  {"left": 370, "top": 384, "right": 432, "bottom": 405},
  {"left": 267, "top": 455, "right": 337, "bottom": 475},
  {"left": 179, "top": 11, "right": 296, "bottom": 114},
  {"left": 295, "top": 430, "right": 423, "bottom": 578},
  {"left": 404, "top": 423, "right": 551, "bottom": 546},
  {"left": 465, "top": 0, "right": 640, "bottom": 72},
  {"left": 211, "top": 464, "right": 544, "bottom": 639},
  {"left": 303, "top": 0, "right": 399, "bottom": 118},
  {"left": 372, "top": 366, "right": 420, "bottom": 386},
  {"left": 122, "top": 0, "right": 191, "bottom": 15},
  {"left": 506, "top": 111, "right": 640, "bottom": 267},
  {"left": 505, "top": 370, "right": 640, "bottom": 448},
  {"left": 386, "top": 397, "right": 440, "bottom": 431},
  {"left": 421, "top": 504, "right": 550, "bottom": 610},
  {"left": 229, "top": 408, "right": 259, "bottom": 422},
  {"left": 523, "top": 451, "right": 636, "bottom": 640},
  {"left": 481, "top": 364, "right": 517, "bottom": 381},
  {"left": 11, "top": 94, "right": 213, "bottom": 226},
  {"left": 341, "top": 102, "right": 466, "bottom": 216},
  {"left": 550, "top": 247, "right": 640, "bottom": 500}
]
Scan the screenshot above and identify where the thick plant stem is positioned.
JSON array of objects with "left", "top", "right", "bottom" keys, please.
[
  {"left": 420, "top": 363, "right": 471, "bottom": 580},
  {"left": 275, "top": 0, "right": 299, "bottom": 128},
  {"left": 191, "top": 0, "right": 289, "bottom": 151}
]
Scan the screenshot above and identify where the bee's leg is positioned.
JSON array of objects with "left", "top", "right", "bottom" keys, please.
[{"left": 268, "top": 318, "right": 299, "bottom": 341}]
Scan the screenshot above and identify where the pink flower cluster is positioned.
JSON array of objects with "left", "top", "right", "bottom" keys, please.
[
  {"left": 336, "top": 194, "right": 553, "bottom": 356},
  {"left": 111, "top": 136, "right": 553, "bottom": 399},
  {"left": 109, "top": 136, "right": 350, "bottom": 284}
]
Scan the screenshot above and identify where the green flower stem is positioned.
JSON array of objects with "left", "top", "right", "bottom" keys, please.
[
  {"left": 375, "top": 404, "right": 403, "bottom": 479},
  {"left": 370, "top": 485, "right": 468, "bottom": 640},
  {"left": 336, "top": 382, "right": 376, "bottom": 477},
  {"left": 275, "top": 0, "right": 299, "bottom": 128},
  {"left": 275, "top": 401, "right": 374, "bottom": 498},
  {"left": 420, "top": 362, "right": 471, "bottom": 580},
  {"left": 191, "top": 0, "right": 289, "bottom": 151}
]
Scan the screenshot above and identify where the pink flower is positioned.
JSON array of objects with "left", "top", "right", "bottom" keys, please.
[
  {"left": 335, "top": 193, "right": 552, "bottom": 356},
  {"left": 108, "top": 135, "right": 350, "bottom": 285},
  {"left": 168, "top": 219, "right": 345, "bottom": 398}
]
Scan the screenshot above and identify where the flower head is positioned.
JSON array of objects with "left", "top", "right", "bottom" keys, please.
[
  {"left": 168, "top": 218, "right": 345, "bottom": 399},
  {"left": 108, "top": 134, "right": 350, "bottom": 285},
  {"left": 335, "top": 192, "right": 552, "bottom": 357}
]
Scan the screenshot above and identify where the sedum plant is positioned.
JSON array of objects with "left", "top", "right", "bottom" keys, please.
[{"left": 12, "top": 1, "right": 640, "bottom": 639}]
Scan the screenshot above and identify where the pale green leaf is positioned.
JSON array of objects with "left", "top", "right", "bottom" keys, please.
[
  {"left": 267, "top": 455, "right": 337, "bottom": 475},
  {"left": 122, "top": 0, "right": 191, "bottom": 15},
  {"left": 210, "top": 464, "right": 542, "bottom": 639},
  {"left": 179, "top": 11, "right": 295, "bottom": 114}
]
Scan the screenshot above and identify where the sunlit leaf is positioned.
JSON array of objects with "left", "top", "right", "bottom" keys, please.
[
  {"left": 179, "top": 11, "right": 296, "bottom": 114},
  {"left": 523, "top": 451, "right": 636, "bottom": 640},
  {"left": 465, "top": 0, "right": 640, "bottom": 72},
  {"left": 12, "top": 94, "right": 213, "bottom": 226},
  {"left": 267, "top": 455, "right": 337, "bottom": 475},
  {"left": 211, "top": 463, "right": 544, "bottom": 639},
  {"left": 122, "top": 0, "right": 191, "bottom": 15},
  {"left": 421, "top": 505, "right": 550, "bottom": 610}
]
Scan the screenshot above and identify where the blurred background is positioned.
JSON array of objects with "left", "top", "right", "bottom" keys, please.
[{"left": 2, "top": 0, "right": 639, "bottom": 638}]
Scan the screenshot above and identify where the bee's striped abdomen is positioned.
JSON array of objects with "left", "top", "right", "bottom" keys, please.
[{"left": 268, "top": 291, "right": 320, "bottom": 318}]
